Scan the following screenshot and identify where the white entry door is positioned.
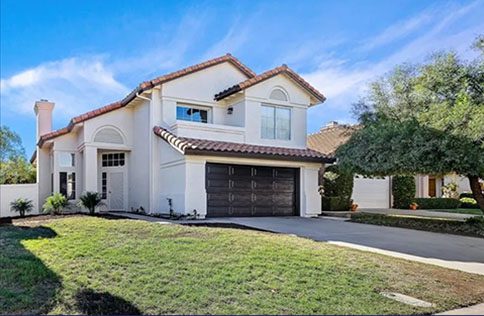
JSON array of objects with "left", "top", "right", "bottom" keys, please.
[{"left": 108, "top": 171, "right": 125, "bottom": 211}]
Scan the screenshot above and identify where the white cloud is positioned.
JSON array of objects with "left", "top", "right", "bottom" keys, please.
[
  {"left": 303, "top": 0, "right": 483, "bottom": 128},
  {"left": 358, "top": 12, "right": 432, "bottom": 52},
  {"left": 1, "top": 56, "right": 129, "bottom": 118}
]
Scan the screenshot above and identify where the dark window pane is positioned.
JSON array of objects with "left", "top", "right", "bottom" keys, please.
[{"left": 59, "top": 172, "right": 67, "bottom": 197}]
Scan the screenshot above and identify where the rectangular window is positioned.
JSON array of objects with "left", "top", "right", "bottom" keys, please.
[
  {"left": 176, "top": 105, "right": 209, "bottom": 123},
  {"left": 101, "top": 172, "right": 107, "bottom": 199},
  {"left": 261, "top": 105, "right": 291, "bottom": 140},
  {"left": 59, "top": 152, "right": 75, "bottom": 167},
  {"left": 59, "top": 172, "right": 76, "bottom": 200},
  {"left": 102, "top": 153, "right": 125, "bottom": 167}
]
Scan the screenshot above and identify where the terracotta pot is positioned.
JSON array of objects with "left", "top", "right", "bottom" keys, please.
[
  {"left": 410, "top": 204, "right": 418, "bottom": 210},
  {"left": 351, "top": 204, "right": 358, "bottom": 212}
]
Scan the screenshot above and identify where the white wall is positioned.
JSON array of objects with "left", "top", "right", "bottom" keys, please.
[
  {"left": 158, "top": 141, "right": 186, "bottom": 214},
  {"left": 1, "top": 184, "right": 39, "bottom": 218}
]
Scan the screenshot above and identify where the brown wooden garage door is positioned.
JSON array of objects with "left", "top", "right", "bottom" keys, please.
[{"left": 206, "top": 163, "right": 299, "bottom": 217}]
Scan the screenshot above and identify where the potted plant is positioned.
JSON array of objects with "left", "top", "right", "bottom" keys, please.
[
  {"left": 10, "top": 198, "right": 34, "bottom": 218},
  {"left": 78, "top": 192, "right": 104, "bottom": 215},
  {"left": 351, "top": 203, "right": 358, "bottom": 212},
  {"left": 409, "top": 202, "right": 418, "bottom": 210}
]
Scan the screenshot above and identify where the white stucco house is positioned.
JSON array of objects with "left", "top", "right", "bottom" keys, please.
[{"left": 30, "top": 54, "right": 332, "bottom": 218}]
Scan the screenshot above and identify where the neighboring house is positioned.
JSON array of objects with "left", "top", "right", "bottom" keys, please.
[
  {"left": 30, "top": 54, "right": 332, "bottom": 218},
  {"left": 307, "top": 122, "right": 473, "bottom": 209}
]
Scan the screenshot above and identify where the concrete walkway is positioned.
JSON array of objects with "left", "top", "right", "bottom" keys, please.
[
  {"left": 359, "top": 208, "right": 479, "bottom": 221},
  {"left": 108, "top": 212, "right": 484, "bottom": 275}
]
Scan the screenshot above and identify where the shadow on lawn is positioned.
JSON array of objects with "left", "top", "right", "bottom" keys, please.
[
  {"left": 0, "top": 224, "right": 60, "bottom": 314},
  {"left": 75, "top": 289, "right": 141, "bottom": 315}
]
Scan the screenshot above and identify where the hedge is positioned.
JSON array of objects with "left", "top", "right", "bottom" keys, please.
[
  {"left": 460, "top": 197, "right": 479, "bottom": 209},
  {"left": 392, "top": 176, "right": 416, "bottom": 209},
  {"left": 322, "top": 196, "right": 351, "bottom": 211},
  {"left": 413, "top": 198, "right": 460, "bottom": 209},
  {"left": 322, "top": 165, "right": 354, "bottom": 198},
  {"left": 459, "top": 192, "right": 474, "bottom": 199}
]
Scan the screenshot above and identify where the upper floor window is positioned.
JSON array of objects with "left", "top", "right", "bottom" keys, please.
[
  {"left": 59, "top": 152, "right": 75, "bottom": 167},
  {"left": 261, "top": 105, "right": 291, "bottom": 140},
  {"left": 176, "top": 105, "right": 209, "bottom": 123},
  {"left": 269, "top": 88, "right": 288, "bottom": 102}
]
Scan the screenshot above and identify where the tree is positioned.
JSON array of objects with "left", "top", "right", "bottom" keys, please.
[
  {"left": 0, "top": 157, "right": 36, "bottom": 184},
  {"left": 0, "top": 126, "right": 36, "bottom": 184},
  {"left": 0, "top": 126, "right": 25, "bottom": 161},
  {"left": 337, "top": 36, "right": 484, "bottom": 210},
  {"left": 10, "top": 198, "right": 34, "bottom": 217},
  {"left": 78, "top": 192, "right": 103, "bottom": 214}
]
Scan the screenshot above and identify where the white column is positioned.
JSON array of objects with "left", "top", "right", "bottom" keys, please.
[
  {"left": 84, "top": 145, "right": 98, "bottom": 192},
  {"left": 185, "top": 159, "right": 207, "bottom": 218},
  {"left": 149, "top": 88, "right": 162, "bottom": 212},
  {"left": 300, "top": 166, "right": 321, "bottom": 217}
]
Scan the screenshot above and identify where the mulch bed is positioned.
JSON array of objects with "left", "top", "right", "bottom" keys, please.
[{"left": 0, "top": 212, "right": 126, "bottom": 225}]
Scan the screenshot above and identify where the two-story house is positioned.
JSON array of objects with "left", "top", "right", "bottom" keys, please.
[{"left": 31, "top": 54, "right": 331, "bottom": 218}]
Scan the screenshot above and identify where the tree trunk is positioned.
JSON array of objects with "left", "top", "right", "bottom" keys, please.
[{"left": 468, "top": 175, "right": 484, "bottom": 211}]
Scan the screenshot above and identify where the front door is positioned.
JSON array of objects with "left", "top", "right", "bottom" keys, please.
[
  {"left": 429, "top": 177, "right": 436, "bottom": 197},
  {"left": 108, "top": 171, "right": 124, "bottom": 210},
  {"left": 100, "top": 152, "right": 126, "bottom": 211}
]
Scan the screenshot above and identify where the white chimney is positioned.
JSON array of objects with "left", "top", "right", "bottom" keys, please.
[{"left": 34, "top": 99, "right": 54, "bottom": 141}]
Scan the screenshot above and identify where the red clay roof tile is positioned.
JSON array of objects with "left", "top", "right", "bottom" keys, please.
[{"left": 153, "top": 126, "right": 332, "bottom": 163}]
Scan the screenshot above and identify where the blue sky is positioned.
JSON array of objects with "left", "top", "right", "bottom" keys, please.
[{"left": 1, "top": 0, "right": 483, "bottom": 156}]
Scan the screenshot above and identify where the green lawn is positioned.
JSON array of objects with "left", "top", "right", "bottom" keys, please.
[
  {"left": 1, "top": 216, "right": 484, "bottom": 315},
  {"left": 426, "top": 208, "right": 483, "bottom": 215}
]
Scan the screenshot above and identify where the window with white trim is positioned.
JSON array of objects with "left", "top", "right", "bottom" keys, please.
[
  {"left": 60, "top": 172, "right": 76, "bottom": 200},
  {"left": 102, "top": 153, "right": 125, "bottom": 167},
  {"left": 261, "top": 105, "right": 291, "bottom": 140},
  {"left": 59, "top": 152, "right": 75, "bottom": 167},
  {"left": 176, "top": 105, "right": 210, "bottom": 123}
]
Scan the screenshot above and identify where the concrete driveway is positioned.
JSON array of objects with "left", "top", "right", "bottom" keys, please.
[{"left": 200, "top": 216, "right": 484, "bottom": 275}]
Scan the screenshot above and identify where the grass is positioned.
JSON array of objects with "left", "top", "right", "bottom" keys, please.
[
  {"left": 351, "top": 213, "right": 484, "bottom": 238},
  {"left": 1, "top": 216, "right": 484, "bottom": 315},
  {"left": 425, "top": 208, "right": 483, "bottom": 215}
]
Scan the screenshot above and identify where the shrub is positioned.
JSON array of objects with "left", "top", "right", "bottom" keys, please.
[
  {"left": 10, "top": 198, "right": 34, "bottom": 217},
  {"left": 460, "top": 197, "right": 479, "bottom": 209},
  {"left": 413, "top": 198, "right": 460, "bottom": 209},
  {"left": 466, "top": 216, "right": 484, "bottom": 228},
  {"left": 459, "top": 192, "right": 474, "bottom": 199},
  {"left": 392, "top": 175, "right": 416, "bottom": 209},
  {"left": 43, "top": 193, "right": 69, "bottom": 215},
  {"left": 322, "top": 196, "right": 352, "bottom": 211},
  {"left": 78, "top": 192, "right": 103, "bottom": 214},
  {"left": 322, "top": 165, "right": 354, "bottom": 198}
]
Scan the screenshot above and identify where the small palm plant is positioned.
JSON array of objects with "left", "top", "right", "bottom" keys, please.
[
  {"left": 43, "top": 193, "right": 69, "bottom": 215},
  {"left": 78, "top": 192, "right": 103, "bottom": 214},
  {"left": 10, "top": 198, "right": 34, "bottom": 217}
]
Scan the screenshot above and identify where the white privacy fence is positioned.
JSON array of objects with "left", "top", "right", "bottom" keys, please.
[{"left": 0, "top": 184, "right": 39, "bottom": 218}]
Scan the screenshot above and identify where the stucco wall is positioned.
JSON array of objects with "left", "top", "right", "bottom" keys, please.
[{"left": 0, "top": 184, "right": 39, "bottom": 218}]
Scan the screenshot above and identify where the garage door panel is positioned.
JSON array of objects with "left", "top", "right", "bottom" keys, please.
[
  {"left": 206, "top": 179, "right": 230, "bottom": 190},
  {"left": 206, "top": 163, "right": 298, "bottom": 217},
  {"left": 352, "top": 176, "right": 390, "bottom": 208}
]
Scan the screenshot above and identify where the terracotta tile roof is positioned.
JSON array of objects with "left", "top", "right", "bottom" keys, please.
[
  {"left": 307, "top": 123, "right": 360, "bottom": 157},
  {"left": 37, "top": 54, "right": 255, "bottom": 147},
  {"left": 214, "top": 64, "right": 326, "bottom": 104},
  {"left": 154, "top": 126, "right": 332, "bottom": 163}
]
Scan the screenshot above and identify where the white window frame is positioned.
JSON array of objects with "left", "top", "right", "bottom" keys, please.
[
  {"left": 261, "top": 104, "right": 291, "bottom": 140},
  {"left": 176, "top": 103, "right": 212, "bottom": 124}
]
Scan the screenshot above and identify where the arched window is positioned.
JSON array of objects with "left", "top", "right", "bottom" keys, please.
[
  {"left": 94, "top": 127, "right": 124, "bottom": 144},
  {"left": 269, "top": 88, "right": 288, "bottom": 102}
]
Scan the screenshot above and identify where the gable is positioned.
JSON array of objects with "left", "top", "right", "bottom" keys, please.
[
  {"left": 245, "top": 74, "right": 312, "bottom": 105},
  {"left": 162, "top": 62, "right": 250, "bottom": 103}
]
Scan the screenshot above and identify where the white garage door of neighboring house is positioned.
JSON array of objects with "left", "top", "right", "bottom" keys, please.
[{"left": 352, "top": 176, "right": 391, "bottom": 208}]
